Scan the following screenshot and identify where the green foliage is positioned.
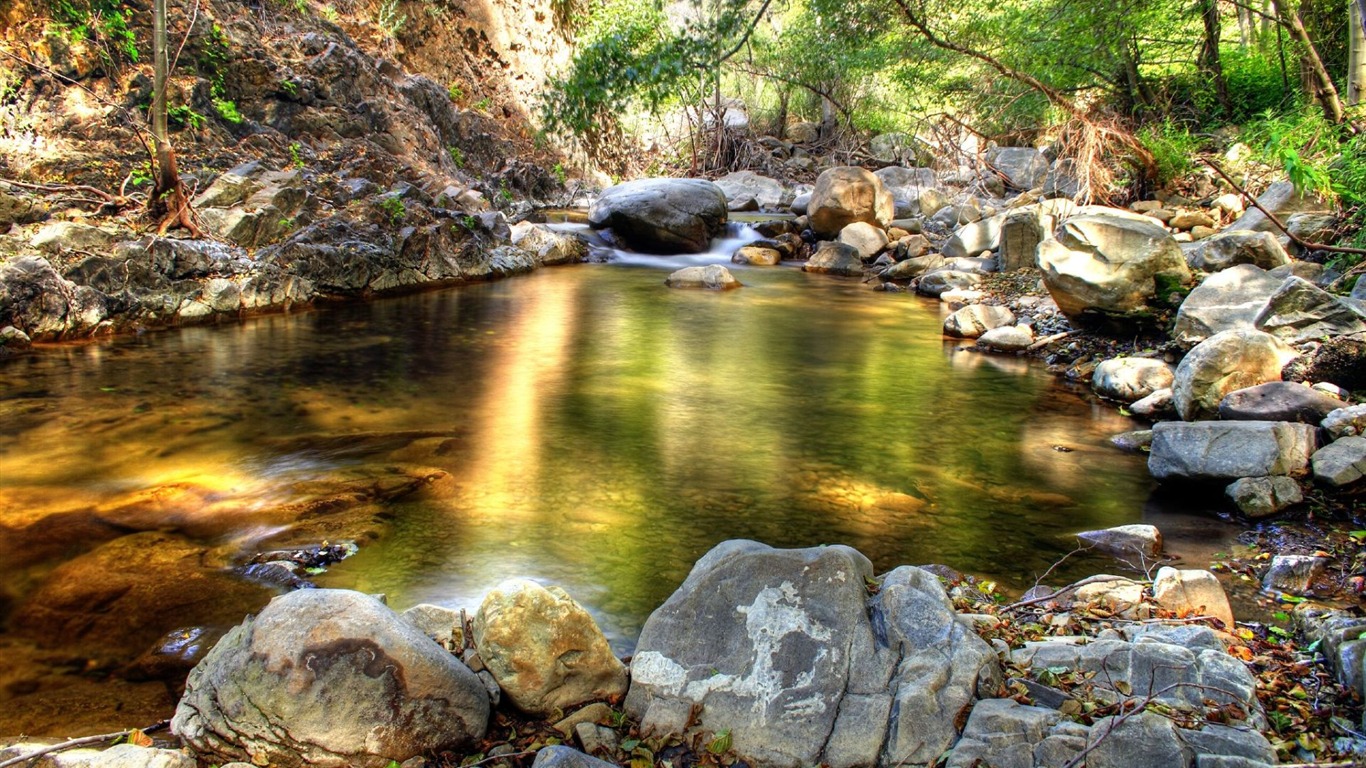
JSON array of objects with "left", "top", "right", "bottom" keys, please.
[
  {"left": 540, "top": 0, "right": 697, "bottom": 138},
  {"left": 552, "top": 162, "right": 567, "bottom": 185},
  {"left": 289, "top": 142, "right": 306, "bottom": 169},
  {"left": 1244, "top": 108, "right": 1336, "bottom": 198},
  {"left": 448, "top": 145, "right": 465, "bottom": 168},
  {"left": 167, "top": 104, "right": 205, "bottom": 130},
  {"left": 379, "top": 195, "right": 406, "bottom": 224},
  {"left": 376, "top": 0, "right": 406, "bottom": 38},
  {"left": 320, "top": 3, "right": 340, "bottom": 21},
  {"left": 474, "top": 96, "right": 492, "bottom": 112},
  {"left": 50, "top": 0, "right": 137, "bottom": 62},
  {"left": 280, "top": 79, "right": 299, "bottom": 97},
  {"left": 448, "top": 82, "right": 464, "bottom": 102},
  {"left": 213, "top": 98, "right": 243, "bottom": 124},
  {"left": 1138, "top": 120, "right": 1201, "bottom": 186}
]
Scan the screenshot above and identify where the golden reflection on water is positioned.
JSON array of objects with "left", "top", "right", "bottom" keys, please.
[{"left": 0, "top": 263, "right": 1236, "bottom": 660}]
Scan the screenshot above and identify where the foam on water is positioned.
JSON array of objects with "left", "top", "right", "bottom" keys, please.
[{"left": 546, "top": 221, "right": 763, "bottom": 268}]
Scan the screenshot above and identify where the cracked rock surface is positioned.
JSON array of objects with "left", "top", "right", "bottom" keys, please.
[{"left": 623, "top": 540, "right": 1000, "bottom": 768}]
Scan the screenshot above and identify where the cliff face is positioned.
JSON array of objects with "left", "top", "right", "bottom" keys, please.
[{"left": 0, "top": 0, "right": 576, "bottom": 189}]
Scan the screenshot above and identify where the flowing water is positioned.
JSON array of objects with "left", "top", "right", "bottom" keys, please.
[{"left": 0, "top": 248, "right": 1244, "bottom": 735}]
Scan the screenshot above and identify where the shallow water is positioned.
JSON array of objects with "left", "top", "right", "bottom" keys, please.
[{"left": 0, "top": 257, "right": 1243, "bottom": 732}]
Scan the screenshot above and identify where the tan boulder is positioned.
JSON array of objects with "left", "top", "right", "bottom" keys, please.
[
  {"left": 473, "top": 579, "right": 627, "bottom": 716},
  {"left": 807, "top": 166, "right": 895, "bottom": 238},
  {"left": 1152, "top": 567, "right": 1234, "bottom": 627}
]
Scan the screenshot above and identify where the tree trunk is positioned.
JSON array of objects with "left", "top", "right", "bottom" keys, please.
[
  {"left": 1199, "top": 0, "right": 1232, "bottom": 114},
  {"left": 1273, "top": 0, "right": 1345, "bottom": 123},
  {"left": 149, "top": 0, "right": 202, "bottom": 236},
  {"left": 1237, "top": 3, "right": 1257, "bottom": 48},
  {"left": 1350, "top": 0, "right": 1366, "bottom": 105}
]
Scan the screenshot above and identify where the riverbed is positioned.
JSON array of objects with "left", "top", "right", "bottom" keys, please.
[{"left": 0, "top": 257, "right": 1242, "bottom": 735}]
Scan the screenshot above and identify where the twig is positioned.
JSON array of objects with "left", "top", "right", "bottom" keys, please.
[
  {"left": 1002, "top": 574, "right": 1130, "bottom": 612},
  {"left": 0, "top": 722, "right": 168, "bottom": 768},
  {"left": 1199, "top": 158, "right": 1366, "bottom": 256},
  {"left": 1028, "top": 545, "right": 1095, "bottom": 594}
]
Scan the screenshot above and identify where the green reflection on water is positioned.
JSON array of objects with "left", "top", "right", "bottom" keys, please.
[{"left": 0, "top": 262, "right": 1161, "bottom": 652}]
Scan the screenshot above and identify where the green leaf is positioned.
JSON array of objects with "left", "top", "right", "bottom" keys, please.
[
  {"left": 707, "top": 730, "right": 732, "bottom": 755},
  {"left": 1350, "top": 530, "right": 1366, "bottom": 541},
  {"left": 620, "top": 739, "right": 641, "bottom": 752}
]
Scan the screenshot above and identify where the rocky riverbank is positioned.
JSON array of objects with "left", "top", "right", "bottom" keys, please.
[{"left": 3, "top": 538, "right": 1355, "bottom": 768}]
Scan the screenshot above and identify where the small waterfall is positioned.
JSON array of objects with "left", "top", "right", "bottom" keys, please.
[{"left": 546, "top": 220, "right": 765, "bottom": 268}]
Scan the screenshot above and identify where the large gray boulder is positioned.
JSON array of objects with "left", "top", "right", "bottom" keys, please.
[
  {"left": 1092, "top": 357, "right": 1175, "bottom": 403},
  {"left": 625, "top": 541, "right": 999, "bottom": 768},
  {"left": 998, "top": 208, "right": 1047, "bottom": 272},
  {"left": 473, "top": 579, "right": 628, "bottom": 717},
  {"left": 1185, "top": 230, "right": 1290, "bottom": 273},
  {"left": 990, "top": 147, "right": 1049, "bottom": 190},
  {"left": 1148, "top": 421, "right": 1317, "bottom": 481},
  {"left": 1254, "top": 276, "right": 1366, "bottom": 343},
  {"left": 1171, "top": 329, "right": 1290, "bottom": 421},
  {"left": 873, "top": 167, "right": 936, "bottom": 218},
  {"left": 713, "top": 171, "right": 791, "bottom": 212},
  {"left": 1226, "top": 180, "right": 1331, "bottom": 234},
  {"left": 1037, "top": 213, "right": 1191, "bottom": 323},
  {"left": 588, "top": 179, "right": 728, "bottom": 254},
  {"left": 0, "top": 255, "right": 109, "bottom": 341},
  {"left": 942, "top": 214, "right": 1005, "bottom": 261},
  {"left": 808, "top": 167, "right": 895, "bottom": 239},
  {"left": 1311, "top": 436, "right": 1366, "bottom": 487},
  {"left": 172, "top": 589, "right": 490, "bottom": 768},
  {"left": 1173, "top": 264, "right": 1284, "bottom": 346}
]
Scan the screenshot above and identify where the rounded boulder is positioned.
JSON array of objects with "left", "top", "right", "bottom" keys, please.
[
  {"left": 807, "top": 166, "right": 895, "bottom": 239},
  {"left": 588, "top": 178, "right": 728, "bottom": 254},
  {"left": 172, "top": 589, "right": 490, "bottom": 768},
  {"left": 473, "top": 579, "right": 627, "bottom": 717}
]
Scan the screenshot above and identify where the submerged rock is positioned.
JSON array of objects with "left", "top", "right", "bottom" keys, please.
[
  {"left": 473, "top": 579, "right": 627, "bottom": 717},
  {"left": 1225, "top": 476, "right": 1303, "bottom": 518},
  {"left": 173, "top": 589, "right": 490, "bottom": 768},
  {"left": 625, "top": 540, "right": 999, "bottom": 768},
  {"left": 1076, "top": 524, "right": 1163, "bottom": 560}
]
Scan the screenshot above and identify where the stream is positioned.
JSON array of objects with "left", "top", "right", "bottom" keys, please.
[{"left": 0, "top": 241, "right": 1245, "bottom": 735}]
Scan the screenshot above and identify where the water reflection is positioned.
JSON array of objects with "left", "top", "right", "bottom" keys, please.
[{"left": 0, "top": 261, "right": 1240, "bottom": 729}]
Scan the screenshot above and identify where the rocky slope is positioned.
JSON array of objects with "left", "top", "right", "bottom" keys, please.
[{"left": 0, "top": 0, "right": 589, "bottom": 344}]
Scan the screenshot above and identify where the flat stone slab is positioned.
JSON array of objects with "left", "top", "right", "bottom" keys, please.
[{"left": 1149, "top": 421, "right": 1316, "bottom": 481}]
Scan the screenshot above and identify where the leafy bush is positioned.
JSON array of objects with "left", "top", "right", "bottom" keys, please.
[
  {"left": 1138, "top": 120, "right": 1203, "bottom": 186},
  {"left": 50, "top": 0, "right": 137, "bottom": 61}
]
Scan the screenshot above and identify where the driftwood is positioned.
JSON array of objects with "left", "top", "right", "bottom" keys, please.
[{"left": 0, "top": 722, "right": 168, "bottom": 768}]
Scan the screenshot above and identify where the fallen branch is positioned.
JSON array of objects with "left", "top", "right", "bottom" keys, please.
[
  {"left": 461, "top": 751, "right": 537, "bottom": 768},
  {"left": 0, "top": 722, "right": 168, "bottom": 768},
  {"left": 1026, "top": 331, "right": 1071, "bottom": 352},
  {"left": 1002, "top": 574, "right": 1130, "bottom": 612},
  {"left": 1199, "top": 158, "right": 1366, "bottom": 257}
]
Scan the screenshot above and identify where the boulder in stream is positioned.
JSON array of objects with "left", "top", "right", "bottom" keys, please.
[
  {"left": 664, "top": 265, "right": 742, "bottom": 290},
  {"left": 588, "top": 179, "right": 728, "bottom": 255}
]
